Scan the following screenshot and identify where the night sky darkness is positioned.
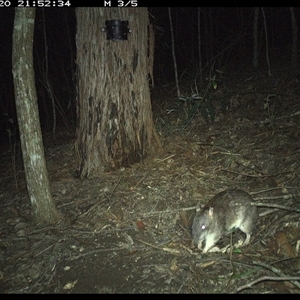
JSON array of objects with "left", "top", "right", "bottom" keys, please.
[{"left": 0, "top": 7, "right": 298, "bottom": 143}]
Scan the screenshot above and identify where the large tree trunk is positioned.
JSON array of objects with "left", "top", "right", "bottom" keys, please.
[
  {"left": 12, "top": 8, "right": 62, "bottom": 225},
  {"left": 76, "top": 8, "right": 158, "bottom": 178}
]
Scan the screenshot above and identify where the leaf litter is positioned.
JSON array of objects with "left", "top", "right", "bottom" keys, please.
[{"left": 1, "top": 66, "right": 300, "bottom": 293}]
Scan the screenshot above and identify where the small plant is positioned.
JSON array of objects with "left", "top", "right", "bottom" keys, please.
[
  {"left": 178, "top": 74, "right": 219, "bottom": 124},
  {"left": 263, "top": 94, "right": 276, "bottom": 129},
  {"left": 179, "top": 94, "right": 215, "bottom": 124}
]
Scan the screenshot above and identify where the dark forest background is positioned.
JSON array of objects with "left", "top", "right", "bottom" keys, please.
[{"left": 0, "top": 7, "right": 298, "bottom": 145}]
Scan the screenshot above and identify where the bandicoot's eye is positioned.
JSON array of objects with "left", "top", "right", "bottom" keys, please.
[{"left": 201, "top": 225, "right": 206, "bottom": 230}]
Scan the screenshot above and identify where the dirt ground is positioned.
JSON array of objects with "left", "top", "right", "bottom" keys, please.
[{"left": 1, "top": 63, "right": 300, "bottom": 293}]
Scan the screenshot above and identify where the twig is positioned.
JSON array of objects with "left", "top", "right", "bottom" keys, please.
[
  {"left": 235, "top": 276, "right": 300, "bottom": 293},
  {"left": 68, "top": 247, "right": 125, "bottom": 261},
  {"left": 139, "top": 205, "right": 196, "bottom": 217},
  {"left": 155, "top": 154, "right": 176, "bottom": 163},
  {"left": 132, "top": 171, "right": 150, "bottom": 189},
  {"left": 222, "top": 168, "right": 291, "bottom": 178},
  {"left": 139, "top": 197, "right": 299, "bottom": 219},
  {"left": 35, "top": 244, "right": 55, "bottom": 257},
  {"left": 229, "top": 199, "right": 300, "bottom": 213},
  {"left": 250, "top": 187, "right": 300, "bottom": 196},
  {"left": 251, "top": 202, "right": 300, "bottom": 213},
  {"left": 107, "top": 176, "right": 122, "bottom": 202},
  {"left": 137, "top": 238, "right": 180, "bottom": 254},
  {"left": 253, "top": 194, "right": 294, "bottom": 201},
  {"left": 81, "top": 177, "right": 122, "bottom": 216},
  {"left": 253, "top": 260, "right": 300, "bottom": 289},
  {"left": 176, "top": 277, "right": 189, "bottom": 293}
]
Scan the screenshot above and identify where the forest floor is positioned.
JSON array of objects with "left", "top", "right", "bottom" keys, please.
[{"left": 1, "top": 61, "right": 300, "bottom": 293}]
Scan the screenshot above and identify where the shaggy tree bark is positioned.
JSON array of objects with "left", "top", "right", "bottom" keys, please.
[
  {"left": 76, "top": 8, "right": 159, "bottom": 178},
  {"left": 12, "top": 8, "right": 62, "bottom": 225}
]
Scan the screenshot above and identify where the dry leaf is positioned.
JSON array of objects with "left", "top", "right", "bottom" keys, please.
[
  {"left": 63, "top": 280, "right": 78, "bottom": 290},
  {"left": 136, "top": 220, "right": 146, "bottom": 230}
]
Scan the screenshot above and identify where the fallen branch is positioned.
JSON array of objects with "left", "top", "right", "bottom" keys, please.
[
  {"left": 139, "top": 205, "right": 196, "bottom": 217},
  {"left": 137, "top": 238, "right": 180, "bottom": 254},
  {"left": 235, "top": 276, "right": 300, "bottom": 293}
]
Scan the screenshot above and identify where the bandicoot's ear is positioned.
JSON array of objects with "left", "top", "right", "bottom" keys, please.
[{"left": 208, "top": 207, "right": 214, "bottom": 218}]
